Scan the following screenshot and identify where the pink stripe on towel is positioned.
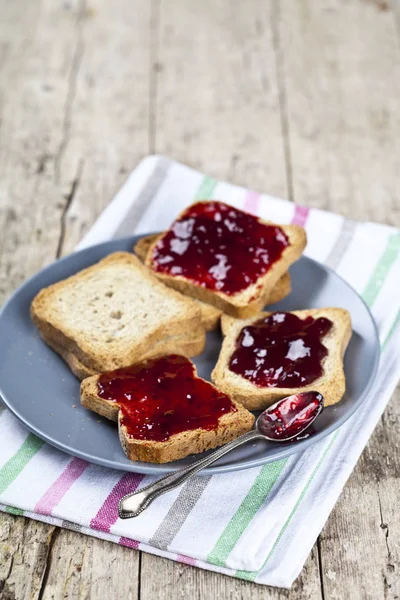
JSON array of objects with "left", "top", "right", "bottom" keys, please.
[
  {"left": 34, "top": 457, "right": 89, "bottom": 515},
  {"left": 243, "top": 191, "right": 261, "bottom": 215},
  {"left": 178, "top": 554, "right": 197, "bottom": 566},
  {"left": 291, "top": 205, "right": 310, "bottom": 227},
  {"left": 119, "top": 537, "right": 140, "bottom": 549},
  {"left": 90, "top": 472, "right": 144, "bottom": 533}
]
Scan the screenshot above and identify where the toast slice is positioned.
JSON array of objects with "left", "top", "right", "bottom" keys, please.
[
  {"left": 31, "top": 252, "right": 206, "bottom": 373},
  {"left": 136, "top": 233, "right": 292, "bottom": 324},
  {"left": 144, "top": 201, "right": 305, "bottom": 318},
  {"left": 135, "top": 234, "right": 222, "bottom": 331},
  {"left": 41, "top": 328, "right": 206, "bottom": 380},
  {"left": 80, "top": 355, "right": 255, "bottom": 463},
  {"left": 212, "top": 308, "right": 351, "bottom": 410}
]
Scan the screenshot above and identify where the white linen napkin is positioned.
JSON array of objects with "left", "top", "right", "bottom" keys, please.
[{"left": 1, "top": 155, "right": 399, "bottom": 588}]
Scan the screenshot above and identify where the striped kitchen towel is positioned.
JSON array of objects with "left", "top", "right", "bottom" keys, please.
[{"left": 1, "top": 155, "right": 399, "bottom": 588}]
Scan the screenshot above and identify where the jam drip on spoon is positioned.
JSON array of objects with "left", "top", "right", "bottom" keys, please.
[
  {"left": 229, "top": 312, "right": 333, "bottom": 388},
  {"left": 258, "top": 391, "right": 324, "bottom": 440},
  {"left": 97, "top": 355, "right": 236, "bottom": 442},
  {"left": 151, "top": 201, "right": 289, "bottom": 296}
]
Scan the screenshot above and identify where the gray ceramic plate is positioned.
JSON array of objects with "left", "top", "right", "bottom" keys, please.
[{"left": 0, "top": 235, "right": 380, "bottom": 475}]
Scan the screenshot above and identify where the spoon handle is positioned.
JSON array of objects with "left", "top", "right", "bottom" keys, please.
[{"left": 119, "top": 429, "right": 264, "bottom": 518}]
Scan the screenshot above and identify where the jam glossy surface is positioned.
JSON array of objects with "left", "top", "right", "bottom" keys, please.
[
  {"left": 229, "top": 312, "right": 333, "bottom": 388},
  {"left": 97, "top": 355, "right": 236, "bottom": 442},
  {"left": 150, "top": 201, "right": 289, "bottom": 295},
  {"left": 258, "top": 392, "right": 323, "bottom": 440}
]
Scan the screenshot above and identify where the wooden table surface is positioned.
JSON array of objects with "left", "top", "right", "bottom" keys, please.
[{"left": 1, "top": 1, "right": 399, "bottom": 598}]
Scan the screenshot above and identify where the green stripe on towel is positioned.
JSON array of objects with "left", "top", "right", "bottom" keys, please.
[
  {"left": 235, "top": 431, "right": 340, "bottom": 581},
  {"left": 207, "top": 459, "right": 287, "bottom": 567},
  {"left": 194, "top": 175, "right": 218, "bottom": 200},
  {"left": 5, "top": 505, "right": 24, "bottom": 516},
  {"left": 362, "top": 233, "right": 400, "bottom": 306},
  {"left": 0, "top": 434, "right": 44, "bottom": 495}
]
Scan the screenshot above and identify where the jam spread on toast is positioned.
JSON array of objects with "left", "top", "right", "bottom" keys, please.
[
  {"left": 97, "top": 355, "right": 236, "bottom": 441},
  {"left": 150, "top": 201, "right": 289, "bottom": 295},
  {"left": 258, "top": 392, "right": 323, "bottom": 440},
  {"left": 229, "top": 312, "right": 333, "bottom": 387}
]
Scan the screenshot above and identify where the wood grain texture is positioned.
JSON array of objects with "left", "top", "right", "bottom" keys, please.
[
  {"left": 0, "top": 2, "right": 94, "bottom": 597},
  {"left": 0, "top": 0, "right": 399, "bottom": 598},
  {"left": 0, "top": 0, "right": 149, "bottom": 597},
  {"left": 0, "top": 514, "right": 55, "bottom": 600},
  {"left": 0, "top": 0, "right": 79, "bottom": 302},
  {"left": 316, "top": 387, "right": 400, "bottom": 600},
  {"left": 139, "top": 551, "right": 323, "bottom": 600},
  {"left": 40, "top": 528, "right": 139, "bottom": 600},
  {"left": 55, "top": 0, "right": 152, "bottom": 254},
  {"left": 154, "top": 0, "right": 288, "bottom": 197},
  {"left": 392, "top": 0, "right": 400, "bottom": 38},
  {"left": 278, "top": 0, "right": 400, "bottom": 224},
  {"left": 277, "top": 1, "right": 400, "bottom": 598},
  {"left": 318, "top": 397, "right": 400, "bottom": 600}
]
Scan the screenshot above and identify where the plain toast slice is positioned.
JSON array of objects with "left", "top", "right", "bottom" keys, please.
[
  {"left": 145, "top": 202, "right": 305, "bottom": 318},
  {"left": 80, "top": 355, "right": 255, "bottom": 463},
  {"left": 31, "top": 252, "right": 205, "bottom": 373},
  {"left": 212, "top": 308, "right": 351, "bottom": 410}
]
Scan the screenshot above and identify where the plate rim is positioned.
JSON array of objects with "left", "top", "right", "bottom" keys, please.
[{"left": 0, "top": 234, "right": 381, "bottom": 475}]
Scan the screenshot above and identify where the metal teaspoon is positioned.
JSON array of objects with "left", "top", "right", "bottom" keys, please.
[{"left": 118, "top": 391, "right": 324, "bottom": 519}]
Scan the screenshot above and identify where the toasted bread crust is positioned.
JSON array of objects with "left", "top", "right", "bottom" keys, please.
[
  {"left": 31, "top": 252, "right": 206, "bottom": 373},
  {"left": 118, "top": 407, "right": 254, "bottom": 463},
  {"left": 144, "top": 204, "right": 305, "bottom": 318},
  {"left": 80, "top": 361, "right": 255, "bottom": 463},
  {"left": 80, "top": 375, "right": 120, "bottom": 420},
  {"left": 134, "top": 234, "right": 161, "bottom": 262},
  {"left": 41, "top": 329, "right": 206, "bottom": 380},
  {"left": 42, "top": 334, "right": 98, "bottom": 380},
  {"left": 212, "top": 308, "right": 352, "bottom": 410},
  {"left": 198, "top": 304, "right": 223, "bottom": 332}
]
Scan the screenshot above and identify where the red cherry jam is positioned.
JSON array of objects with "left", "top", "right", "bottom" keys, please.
[
  {"left": 229, "top": 312, "right": 333, "bottom": 388},
  {"left": 150, "top": 201, "right": 289, "bottom": 296},
  {"left": 258, "top": 392, "right": 323, "bottom": 440},
  {"left": 97, "top": 355, "right": 236, "bottom": 442}
]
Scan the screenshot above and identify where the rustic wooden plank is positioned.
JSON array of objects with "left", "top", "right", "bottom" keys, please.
[
  {"left": 57, "top": 0, "right": 152, "bottom": 254},
  {"left": 317, "top": 389, "right": 400, "bottom": 600},
  {"left": 0, "top": 1, "right": 87, "bottom": 594},
  {"left": 374, "top": 394, "right": 400, "bottom": 600},
  {"left": 0, "top": 514, "right": 55, "bottom": 600},
  {"left": 278, "top": 0, "right": 400, "bottom": 224},
  {"left": 40, "top": 528, "right": 139, "bottom": 600},
  {"left": 153, "top": 0, "right": 288, "bottom": 197},
  {"left": 392, "top": 0, "right": 400, "bottom": 36},
  {"left": 278, "top": 1, "right": 400, "bottom": 598},
  {"left": 0, "top": 0, "right": 150, "bottom": 598},
  {"left": 140, "top": 550, "right": 322, "bottom": 600},
  {"left": 0, "top": 0, "right": 81, "bottom": 301}
]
